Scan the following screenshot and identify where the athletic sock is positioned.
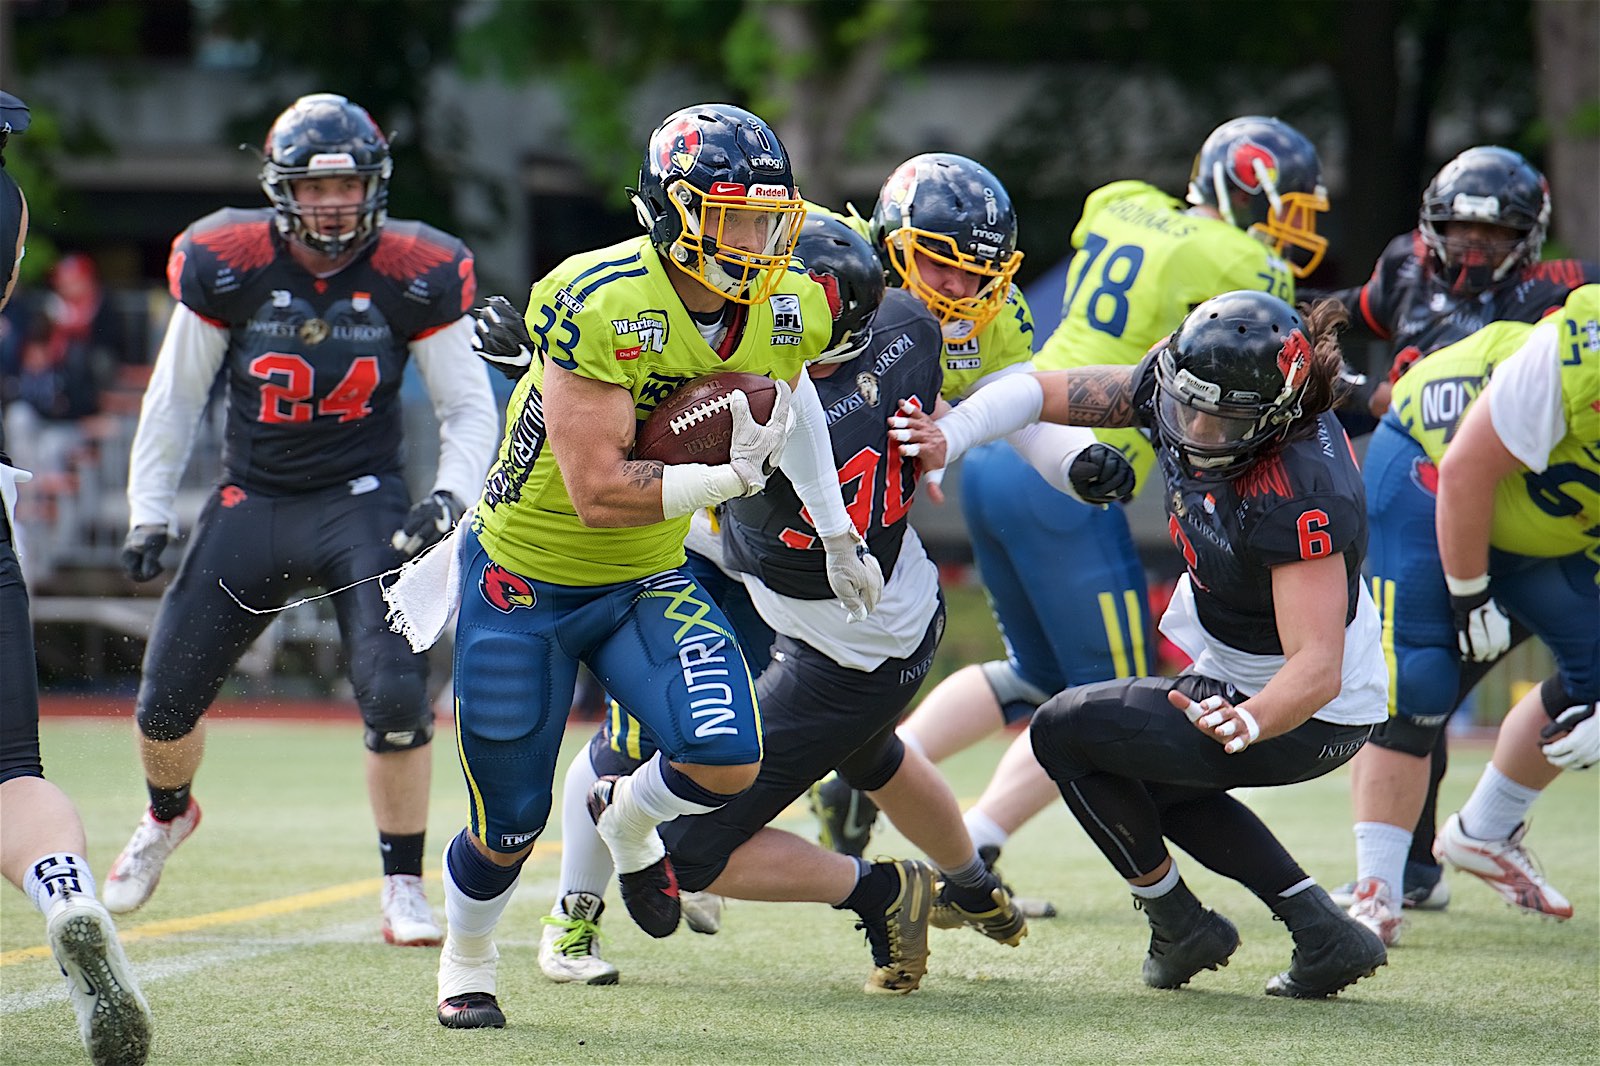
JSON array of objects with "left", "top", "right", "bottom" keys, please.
[
  {"left": 937, "top": 853, "right": 989, "bottom": 891},
  {"left": 442, "top": 831, "right": 523, "bottom": 957},
  {"left": 556, "top": 744, "right": 614, "bottom": 906},
  {"left": 1458, "top": 764, "right": 1542, "bottom": 843},
  {"left": 380, "top": 831, "right": 426, "bottom": 878},
  {"left": 149, "top": 783, "right": 192, "bottom": 823},
  {"left": 1353, "top": 821, "right": 1411, "bottom": 898},
  {"left": 1128, "top": 861, "right": 1182, "bottom": 901},
  {"left": 962, "top": 808, "right": 1009, "bottom": 857},
  {"left": 23, "top": 853, "right": 97, "bottom": 918},
  {"left": 836, "top": 857, "right": 889, "bottom": 913}
]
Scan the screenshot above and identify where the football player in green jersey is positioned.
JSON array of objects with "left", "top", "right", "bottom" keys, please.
[
  {"left": 433, "top": 104, "right": 883, "bottom": 1029},
  {"left": 1341, "top": 285, "right": 1599, "bottom": 943}
]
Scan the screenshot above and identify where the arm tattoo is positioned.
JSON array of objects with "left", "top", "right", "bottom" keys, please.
[
  {"left": 623, "top": 459, "right": 663, "bottom": 492},
  {"left": 1063, "top": 367, "right": 1138, "bottom": 428}
]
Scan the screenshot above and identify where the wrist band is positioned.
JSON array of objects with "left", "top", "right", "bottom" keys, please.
[{"left": 1444, "top": 573, "right": 1490, "bottom": 597}]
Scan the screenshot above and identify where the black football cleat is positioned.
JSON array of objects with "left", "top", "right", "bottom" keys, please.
[
  {"left": 1134, "top": 882, "right": 1240, "bottom": 989},
  {"left": 437, "top": 992, "right": 506, "bottom": 1029},
  {"left": 588, "top": 776, "right": 681, "bottom": 938},
  {"left": 1266, "top": 886, "right": 1387, "bottom": 999}
]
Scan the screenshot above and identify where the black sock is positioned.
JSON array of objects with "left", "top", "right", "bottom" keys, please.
[
  {"left": 149, "top": 783, "right": 192, "bottom": 823},
  {"left": 837, "top": 858, "right": 891, "bottom": 914},
  {"left": 380, "top": 831, "right": 426, "bottom": 877}
]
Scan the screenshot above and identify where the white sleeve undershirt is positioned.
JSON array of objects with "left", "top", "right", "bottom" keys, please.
[
  {"left": 1485, "top": 319, "right": 1565, "bottom": 473},
  {"left": 126, "top": 303, "right": 228, "bottom": 533},
  {"left": 409, "top": 315, "right": 500, "bottom": 503},
  {"left": 778, "top": 371, "right": 852, "bottom": 538}
]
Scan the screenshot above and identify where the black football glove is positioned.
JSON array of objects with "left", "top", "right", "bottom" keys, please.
[
  {"left": 470, "top": 295, "right": 535, "bottom": 380},
  {"left": 391, "top": 490, "right": 466, "bottom": 557},
  {"left": 1069, "top": 443, "right": 1136, "bottom": 505},
  {"left": 121, "top": 524, "right": 169, "bottom": 583}
]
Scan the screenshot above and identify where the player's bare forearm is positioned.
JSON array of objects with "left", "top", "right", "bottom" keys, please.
[
  {"left": 547, "top": 363, "right": 669, "bottom": 526},
  {"left": 1036, "top": 366, "right": 1139, "bottom": 428}
]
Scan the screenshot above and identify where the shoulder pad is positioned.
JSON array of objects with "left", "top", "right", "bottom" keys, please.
[{"left": 167, "top": 207, "right": 276, "bottom": 315}]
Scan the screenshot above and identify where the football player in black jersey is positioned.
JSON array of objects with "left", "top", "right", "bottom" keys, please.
[
  {"left": 0, "top": 89, "right": 154, "bottom": 1066},
  {"left": 895, "top": 290, "right": 1391, "bottom": 998},
  {"left": 102, "top": 94, "right": 498, "bottom": 947},
  {"left": 1316, "top": 146, "right": 1599, "bottom": 913}
]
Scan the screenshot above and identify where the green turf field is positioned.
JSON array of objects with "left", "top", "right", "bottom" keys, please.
[{"left": 2, "top": 714, "right": 1595, "bottom": 1065}]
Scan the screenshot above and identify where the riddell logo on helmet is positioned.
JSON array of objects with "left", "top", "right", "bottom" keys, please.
[
  {"left": 1229, "top": 141, "right": 1279, "bottom": 192},
  {"left": 747, "top": 183, "right": 790, "bottom": 199},
  {"left": 308, "top": 153, "right": 357, "bottom": 171}
]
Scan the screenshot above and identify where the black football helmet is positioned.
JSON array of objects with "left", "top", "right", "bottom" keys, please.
[
  {"left": 631, "top": 103, "right": 806, "bottom": 305},
  {"left": 1187, "top": 116, "right": 1329, "bottom": 278},
  {"left": 1418, "top": 146, "right": 1550, "bottom": 295},
  {"left": 1154, "top": 290, "right": 1312, "bottom": 478},
  {"left": 260, "top": 93, "right": 391, "bottom": 258},
  {"left": 794, "top": 212, "right": 885, "bottom": 365},
  {"left": 868, "top": 153, "right": 1022, "bottom": 340},
  {"left": 0, "top": 90, "right": 28, "bottom": 162}
]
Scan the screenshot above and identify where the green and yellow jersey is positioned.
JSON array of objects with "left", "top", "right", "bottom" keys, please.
[
  {"left": 1390, "top": 284, "right": 1600, "bottom": 560},
  {"left": 1035, "top": 180, "right": 1296, "bottom": 492},
  {"left": 474, "top": 236, "right": 829, "bottom": 584}
]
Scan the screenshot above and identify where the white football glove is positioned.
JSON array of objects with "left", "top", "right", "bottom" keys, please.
[
  {"left": 1540, "top": 703, "right": 1599, "bottom": 772},
  {"left": 820, "top": 529, "right": 884, "bottom": 622},
  {"left": 726, "top": 382, "right": 792, "bottom": 497},
  {"left": 1450, "top": 587, "right": 1511, "bottom": 662}
]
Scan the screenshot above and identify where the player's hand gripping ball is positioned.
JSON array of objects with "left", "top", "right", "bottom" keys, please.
[{"left": 634, "top": 372, "right": 781, "bottom": 466}]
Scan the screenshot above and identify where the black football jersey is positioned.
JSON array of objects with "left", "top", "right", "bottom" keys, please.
[
  {"left": 1331, "top": 231, "right": 1598, "bottom": 363},
  {"left": 1134, "top": 358, "right": 1368, "bottom": 656},
  {"left": 721, "top": 288, "right": 944, "bottom": 598},
  {"left": 167, "top": 207, "right": 474, "bottom": 494}
]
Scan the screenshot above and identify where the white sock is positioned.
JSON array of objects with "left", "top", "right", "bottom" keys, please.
[
  {"left": 1458, "top": 764, "right": 1542, "bottom": 843},
  {"left": 963, "top": 808, "right": 1009, "bottom": 856},
  {"left": 442, "top": 848, "right": 519, "bottom": 958},
  {"left": 22, "top": 853, "right": 97, "bottom": 918},
  {"left": 555, "top": 745, "right": 614, "bottom": 911},
  {"left": 1354, "top": 821, "right": 1411, "bottom": 898},
  {"left": 1129, "top": 861, "right": 1182, "bottom": 900}
]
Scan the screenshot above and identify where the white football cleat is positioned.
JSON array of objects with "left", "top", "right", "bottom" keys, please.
[
  {"left": 103, "top": 802, "right": 201, "bottom": 914},
  {"left": 680, "top": 890, "right": 723, "bottom": 935},
  {"left": 539, "top": 892, "right": 619, "bottom": 985},
  {"left": 381, "top": 873, "right": 443, "bottom": 946},
  {"left": 1434, "top": 814, "right": 1572, "bottom": 920},
  {"left": 1346, "top": 877, "right": 1404, "bottom": 947},
  {"left": 48, "top": 892, "right": 153, "bottom": 1066}
]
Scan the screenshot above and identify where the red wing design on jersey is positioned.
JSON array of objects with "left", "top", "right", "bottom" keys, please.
[
  {"left": 370, "top": 231, "right": 457, "bottom": 282},
  {"left": 191, "top": 221, "right": 276, "bottom": 273},
  {"left": 1235, "top": 452, "right": 1292, "bottom": 499}
]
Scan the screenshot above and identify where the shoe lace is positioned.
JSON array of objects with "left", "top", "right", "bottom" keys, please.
[
  {"left": 385, "top": 878, "right": 433, "bottom": 923},
  {"left": 115, "top": 819, "right": 174, "bottom": 877},
  {"left": 541, "top": 914, "right": 600, "bottom": 957}
]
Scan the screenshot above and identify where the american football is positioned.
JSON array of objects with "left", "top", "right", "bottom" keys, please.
[{"left": 634, "top": 371, "right": 779, "bottom": 465}]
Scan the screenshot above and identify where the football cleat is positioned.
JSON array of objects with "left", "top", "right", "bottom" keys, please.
[
  {"left": 1330, "top": 859, "right": 1450, "bottom": 911},
  {"left": 852, "top": 859, "right": 935, "bottom": 994},
  {"left": 103, "top": 801, "right": 201, "bottom": 914},
  {"left": 809, "top": 772, "right": 879, "bottom": 857},
  {"left": 437, "top": 937, "right": 504, "bottom": 1028},
  {"left": 539, "top": 892, "right": 620, "bottom": 986},
  {"left": 381, "top": 873, "right": 443, "bottom": 947},
  {"left": 1266, "top": 886, "right": 1387, "bottom": 999},
  {"left": 48, "top": 893, "right": 153, "bottom": 1066},
  {"left": 1433, "top": 814, "right": 1572, "bottom": 919},
  {"left": 587, "top": 776, "right": 680, "bottom": 937},
  {"left": 680, "top": 890, "right": 724, "bottom": 935},
  {"left": 1345, "top": 878, "right": 1404, "bottom": 947},
  {"left": 1134, "top": 890, "right": 1239, "bottom": 989},
  {"left": 930, "top": 871, "right": 1028, "bottom": 946}
]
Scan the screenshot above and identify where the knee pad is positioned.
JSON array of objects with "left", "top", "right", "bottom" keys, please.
[
  {"left": 135, "top": 696, "right": 205, "bottom": 743},
  {"left": 838, "top": 733, "right": 906, "bottom": 793},
  {"left": 361, "top": 672, "right": 433, "bottom": 752},
  {"left": 1029, "top": 687, "right": 1091, "bottom": 779},
  {"left": 1389, "top": 641, "right": 1462, "bottom": 724},
  {"left": 1369, "top": 714, "right": 1443, "bottom": 757},
  {"left": 980, "top": 659, "right": 1052, "bottom": 726}
]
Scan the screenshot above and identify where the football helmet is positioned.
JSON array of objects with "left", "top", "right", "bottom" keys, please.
[
  {"left": 260, "top": 93, "right": 391, "bottom": 258},
  {"left": 1418, "top": 146, "right": 1550, "bottom": 295},
  {"left": 631, "top": 103, "right": 806, "bottom": 305},
  {"left": 0, "top": 90, "right": 28, "bottom": 159},
  {"left": 795, "top": 212, "right": 885, "bottom": 365},
  {"left": 1154, "top": 290, "right": 1312, "bottom": 478},
  {"left": 1187, "top": 116, "right": 1329, "bottom": 278},
  {"left": 868, "top": 153, "right": 1022, "bottom": 340}
]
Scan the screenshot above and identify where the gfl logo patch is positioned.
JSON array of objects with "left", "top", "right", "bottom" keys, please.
[{"left": 481, "top": 564, "right": 537, "bottom": 613}]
